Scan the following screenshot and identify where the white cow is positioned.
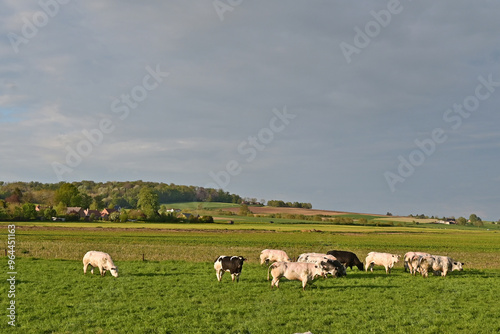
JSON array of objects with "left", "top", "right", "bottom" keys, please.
[
  {"left": 83, "top": 251, "right": 118, "bottom": 277},
  {"left": 404, "top": 251, "right": 431, "bottom": 273},
  {"left": 365, "top": 252, "right": 400, "bottom": 274},
  {"left": 297, "top": 253, "right": 338, "bottom": 263},
  {"left": 260, "top": 249, "right": 292, "bottom": 265},
  {"left": 297, "top": 253, "right": 346, "bottom": 277},
  {"left": 268, "top": 262, "right": 327, "bottom": 290},
  {"left": 418, "top": 255, "right": 464, "bottom": 278}
]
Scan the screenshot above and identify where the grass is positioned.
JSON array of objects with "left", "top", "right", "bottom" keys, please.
[
  {"left": 2, "top": 258, "right": 500, "bottom": 333},
  {"left": 1, "top": 221, "right": 500, "bottom": 332}
]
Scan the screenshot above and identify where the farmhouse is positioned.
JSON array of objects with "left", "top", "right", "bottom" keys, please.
[
  {"left": 435, "top": 219, "right": 456, "bottom": 225},
  {"left": 101, "top": 208, "right": 118, "bottom": 219},
  {"left": 66, "top": 207, "right": 85, "bottom": 218}
]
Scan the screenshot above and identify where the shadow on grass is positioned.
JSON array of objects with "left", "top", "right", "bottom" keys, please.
[{"left": 127, "top": 272, "right": 196, "bottom": 277}]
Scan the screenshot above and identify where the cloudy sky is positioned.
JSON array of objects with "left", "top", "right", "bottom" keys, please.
[{"left": 1, "top": 1, "right": 499, "bottom": 220}]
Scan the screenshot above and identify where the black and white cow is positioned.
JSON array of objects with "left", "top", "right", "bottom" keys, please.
[
  {"left": 214, "top": 256, "right": 246, "bottom": 282},
  {"left": 327, "top": 250, "right": 364, "bottom": 271}
]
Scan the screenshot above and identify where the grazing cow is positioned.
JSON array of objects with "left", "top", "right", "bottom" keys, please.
[
  {"left": 214, "top": 256, "right": 246, "bottom": 282},
  {"left": 327, "top": 250, "right": 364, "bottom": 271},
  {"left": 297, "top": 253, "right": 346, "bottom": 277},
  {"left": 418, "top": 255, "right": 464, "bottom": 278},
  {"left": 297, "top": 252, "right": 337, "bottom": 263},
  {"left": 404, "top": 251, "right": 431, "bottom": 272},
  {"left": 321, "top": 259, "right": 347, "bottom": 278},
  {"left": 365, "top": 252, "right": 400, "bottom": 274},
  {"left": 408, "top": 254, "right": 428, "bottom": 275},
  {"left": 83, "top": 251, "right": 118, "bottom": 277},
  {"left": 268, "top": 261, "right": 327, "bottom": 290},
  {"left": 260, "top": 249, "right": 292, "bottom": 265}
]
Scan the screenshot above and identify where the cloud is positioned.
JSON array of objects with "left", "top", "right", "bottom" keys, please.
[{"left": 1, "top": 1, "right": 499, "bottom": 219}]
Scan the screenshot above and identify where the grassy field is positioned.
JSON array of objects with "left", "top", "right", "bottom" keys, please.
[{"left": 1, "top": 221, "right": 500, "bottom": 333}]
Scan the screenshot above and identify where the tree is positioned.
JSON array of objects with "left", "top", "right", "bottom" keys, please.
[
  {"left": 137, "top": 187, "right": 159, "bottom": 219},
  {"left": 43, "top": 207, "right": 57, "bottom": 220},
  {"left": 109, "top": 211, "right": 121, "bottom": 222},
  {"left": 469, "top": 214, "right": 482, "bottom": 226},
  {"left": 55, "top": 201, "right": 67, "bottom": 216},
  {"left": 90, "top": 195, "right": 104, "bottom": 210},
  {"left": 22, "top": 203, "right": 37, "bottom": 220},
  {"left": 54, "top": 183, "right": 80, "bottom": 206},
  {"left": 239, "top": 204, "right": 251, "bottom": 216},
  {"left": 119, "top": 211, "right": 129, "bottom": 223},
  {"left": 457, "top": 217, "right": 467, "bottom": 226}
]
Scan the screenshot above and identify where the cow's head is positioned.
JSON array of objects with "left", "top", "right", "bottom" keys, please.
[
  {"left": 110, "top": 267, "right": 119, "bottom": 277},
  {"left": 452, "top": 261, "right": 464, "bottom": 272},
  {"left": 314, "top": 264, "right": 327, "bottom": 278}
]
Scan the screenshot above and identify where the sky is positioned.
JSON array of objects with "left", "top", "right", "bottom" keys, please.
[{"left": 1, "top": 1, "right": 499, "bottom": 220}]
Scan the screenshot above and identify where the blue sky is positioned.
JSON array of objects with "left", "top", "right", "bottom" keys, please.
[{"left": 1, "top": 1, "right": 499, "bottom": 220}]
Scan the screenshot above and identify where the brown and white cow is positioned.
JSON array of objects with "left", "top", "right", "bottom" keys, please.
[
  {"left": 297, "top": 253, "right": 346, "bottom": 277},
  {"left": 268, "top": 261, "right": 327, "bottom": 290},
  {"left": 365, "top": 252, "right": 400, "bottom": 274},
  {"left": 404, "top": 251, "right": 431, "bottom": 273},
  {"left": 83, "top": 251, "right": 118, "bottom": 277},
  {"left": 214, "top": 255, "right": 246, "bottom": 282},
  {"left": 260, "top": 249, "right": 292, "bottom": 265},
  {"left": 418, "top": 255, "right": 464, "bottom": 278}
]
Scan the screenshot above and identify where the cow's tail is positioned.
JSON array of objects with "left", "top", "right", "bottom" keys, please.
[
  {"left": 267, "top": 262, "right": 274, "bottom": 281},
  {"left": 267, "top": 262, "right": 282, "bottom": 281}
]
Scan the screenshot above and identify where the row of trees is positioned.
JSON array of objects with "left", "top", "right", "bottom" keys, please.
[
  {"left": 266, "top": 200, "right": 312, "bottom": 209},
  {"left": 0, "top": 181, "right": 243, "bottom": 210},
  {"left": 409, "top": 213, "right": 486, "bottom": 226},
  {"left": 0, "top": 181, "right": 244, "bottom": 221}
]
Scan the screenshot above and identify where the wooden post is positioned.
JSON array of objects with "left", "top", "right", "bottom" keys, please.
[{"left": 142, "top": 253, "right": 145, "bottom": 261}]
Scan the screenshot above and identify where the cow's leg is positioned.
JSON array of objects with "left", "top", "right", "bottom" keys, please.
[
  {"left": 216, "top": 269, "right": 223, "bottom": 282},
  {"left": 271, "top": 277, "right": 279, "bottom": 288}
]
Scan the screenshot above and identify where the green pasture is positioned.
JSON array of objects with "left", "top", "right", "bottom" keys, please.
[
  {"left": 162, "top": 202, "right": 240, "bottom": 211},
  {"left": 1, "top": 222, "right": 500, "bottom": 333}
]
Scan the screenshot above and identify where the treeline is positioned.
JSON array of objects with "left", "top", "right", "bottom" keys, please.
[
  {"left": 266, "top": 200, "right": 312, "bottom": 209},
  {"left": 0, "top": 180, "right": 242, "bottom": 221}
]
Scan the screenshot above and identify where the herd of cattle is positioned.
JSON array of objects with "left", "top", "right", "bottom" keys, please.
[{"left": 83, "top": 249, "right": 464, "bottom": 290}]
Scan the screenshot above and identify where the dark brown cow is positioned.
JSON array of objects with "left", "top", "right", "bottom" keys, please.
[{"left": 327, "top": 250, "right": 364, "bottom": 270}]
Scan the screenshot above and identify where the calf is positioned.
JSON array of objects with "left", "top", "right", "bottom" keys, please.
[
  {"left": 260, "top": 249, "right": 291, "bottom": 265},
  {"left": 365, "top": 252, "right": 400, "bottom": 274},
  {"left": 83, "top": 251, "right": 118, "bottom": 277},
  {"left": 418, "top": 255, "right": 464, "bottom": 278},
  {"left": 268, "top": 261, "right": 327, "bottom": 290},
  {"left": 327, "top": 250, "right": 364, "bottom": 271},
  {"left": 214, "top": 256, "right": 246, "bottom": 282}
]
